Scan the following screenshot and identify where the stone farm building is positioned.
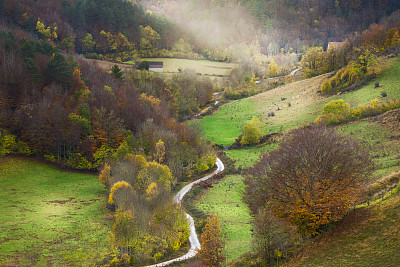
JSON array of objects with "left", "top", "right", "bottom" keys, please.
[{"left": 148, "top": 61, "right": 164, "bottom": 73}]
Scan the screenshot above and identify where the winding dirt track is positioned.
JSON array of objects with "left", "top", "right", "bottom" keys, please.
[{"left": 145, "top": 158, "right": 225, "bottom": 267}]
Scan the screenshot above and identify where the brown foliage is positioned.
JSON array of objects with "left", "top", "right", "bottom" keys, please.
[
  {"left": 197, "top": 215, "right": 225, "bottom": 266},
  {"left": 245, "top": 126, "right": 372, "bottom": 236},
  {"left": 254, "top": 209, "right": 298, "bottom": 264},
  {"left": 99, "top": 163, "right": 111, "bottom": 189}
]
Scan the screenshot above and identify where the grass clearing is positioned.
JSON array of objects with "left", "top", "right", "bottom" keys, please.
[
  {"left": 0, "top": 157, "right": 111, "bottom": 266},
  {"left": 195, "top": 97, "right": 260, "bottom": 146},
  {"left": 126, "top": 58, "right": 237, "bottom": 76},
  {"left": 225, "top": 143, "right": 278, "bottom": 168},
  {"left": 193, "top": 175, "right": 253, "bottom": 262}
]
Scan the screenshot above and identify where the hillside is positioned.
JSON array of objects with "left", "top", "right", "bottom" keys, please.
[
  {"left": 285, "top": 184, "right": 400, "bottom": 266},
  {"left": 192, "top": 56, "right": 400, "bottom": 264},
  {"left": 1, "top": 0, "right": 400, "bottom": 265}
]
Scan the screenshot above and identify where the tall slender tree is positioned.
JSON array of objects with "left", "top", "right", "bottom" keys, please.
[{"left": 198, "top": 215, "right": 225, "bottom": 266}]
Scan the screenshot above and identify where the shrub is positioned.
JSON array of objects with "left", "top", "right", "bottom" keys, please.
[
  {"left": 240, "top": 116, "right": 263, "bottom": 146},
  {"left": 317, "top": 98, "right": 400, "bottom": 125},
  {"left": 351, "top": 98, "right": 400, "bottom": 120},
  {"left": 321, "top": 81, "right": 333, "bottom": 94},
  {"left": 138, "top": 60, "right": 149, "bottom": 70},
  {"left": 321, "top": 62, "right": 364, "bottom": 94},
  {"left": 0, "top": 131, "right": 31, "bottom": 156},
  {"left": 99, "top": 163, "right": 111, "bottom": 189},
  {"left": 316, "top": 99, "right": 351, "bottom": 125}
]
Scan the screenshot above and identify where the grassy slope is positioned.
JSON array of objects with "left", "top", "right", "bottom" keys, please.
[
  {"left": 286, "top": 187, "right": 400, "bottom": 267},
  {"left": 192, "top": 175, "right": 253, "bottom": 261},
  {"left": 0, "top": 157, "right": 111, "bottom": 266},
  {"left": 198, "top": 57, "right": 400, "bottom": 147},
  {"left": 340, "top": 118, "right": 400, "bottom": 180},
  {"left": 193, "top": 57, "right": 400, "bottom": 264}
]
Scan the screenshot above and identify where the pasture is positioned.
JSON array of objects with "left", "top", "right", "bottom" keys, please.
[
  {"left": 197, "top": 57, "right": 400, "bottom": 146},
  {"left": 126, "top": 58, "right": 237, "bottom": 76},
  {"left": 0, "top": 157, "right": 111, "bottom": 266},
  {"left": 193, "top": 175, "right": 253, "bottom": 262}
]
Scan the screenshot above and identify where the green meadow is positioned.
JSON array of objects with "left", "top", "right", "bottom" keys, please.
[
  {"left": 193, "top": 175, "right": 253, "bottom": 261},
  {"left": 126, "top": 58, "right": 237, "bottom": 76},
  {"left": 339, "top": 120, "right": 400, "bottom": 179},
  {"left": 0, "top": 157, "right": 111, "bottom": 266}
]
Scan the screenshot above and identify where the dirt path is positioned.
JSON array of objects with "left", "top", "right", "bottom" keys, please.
[{"left": 145, "top": 158, "right": 225, "bottom": 267}]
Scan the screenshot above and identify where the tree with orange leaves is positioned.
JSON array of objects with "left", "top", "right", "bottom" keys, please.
[
  {"left": 198, "top": 215, "right": 225, "bottom": 266},
  {"left": 245, "top": 126, "right": 372, "bottom": 236}
]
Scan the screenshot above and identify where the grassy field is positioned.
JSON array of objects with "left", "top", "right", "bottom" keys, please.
[
  {"left": 126, "top": 58, "right": 237, "bottom": 76},
  {"left": 192, "top": 175, "right": 253, "bottom": 262},
  {"left": 224, "top": 143, "right": 278, "bottom": 168},
  {"left": 194, "top": 97, "right": 261, "bottom": 146},
  {"left": 0, "top": 157, "right": 111, "bottom": 266},
  {"left": 197, "top": 57, "right": 400, "bottom": 146}
]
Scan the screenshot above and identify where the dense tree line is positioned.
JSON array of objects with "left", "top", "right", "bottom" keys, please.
[
  {"left": 99, "top": 154, "right": 189, "bottom": 265},
  {"left": 0, "top": 0, "right": 204, "bottom": 61},
  {"left": 240, "top": 0, "right": 400, "bottom": 54},
  {"left": 0, "top": 27, "right": 215, "bottom": 180}
]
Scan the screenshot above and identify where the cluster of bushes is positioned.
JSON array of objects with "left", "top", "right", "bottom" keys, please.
[
  {"left": 321, "top": 61, "right": 377, "bottom": 94},
  {"left": 316, "top": 98, "right": 400, "bottom": 125},
  {"left": 99, "top": 154, "right": 190, "bottom": 265},
  {"left": 0, "top": 131, "right": 31, "bottom": 156},
  {"left": 130, "top": 69, "right": 214, "bottom": 121},
  {"left": 224, "top": 82, "right": 261, "bottom": 100},
  {"left": 202, "top": 48, "right": 233, "bottom": 62}
]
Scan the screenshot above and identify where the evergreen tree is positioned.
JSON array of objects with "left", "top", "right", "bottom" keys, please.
[
  {"left": 111, "top": 64, "right": 123, "bottom": 79},
  {"left": 46, "top": 52, "right": 73, "bottom": 89}
]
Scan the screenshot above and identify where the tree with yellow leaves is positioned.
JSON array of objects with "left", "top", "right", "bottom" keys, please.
[
  {"left": 154, "top": 139, "right": 165, "bottom": 164},
  {"left": 110, "top": 209, "right": 138, "bottom": 255},
  {"left": 240, "top": 116, "right": 263, "bottom": 145},
  {"left": 36, "top": 20, "right": 57, "bottom": 41},
  {"left": 99, "top": 163, "right": 111, "bottom": 189},
  {"left": 108, "top": 181, "right": 135, "bottom": 210},
  {"left": 137, "top": 161, "right": 174, "bottom": 191}
]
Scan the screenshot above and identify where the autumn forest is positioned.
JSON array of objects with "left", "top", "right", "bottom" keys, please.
[{"left": 1, "top": 0, "right": 400, "bottom": 266}]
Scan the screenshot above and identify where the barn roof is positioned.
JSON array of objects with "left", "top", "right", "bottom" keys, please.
[{"left": 148, "top": 61, "right": 163, "bottom": 68}]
